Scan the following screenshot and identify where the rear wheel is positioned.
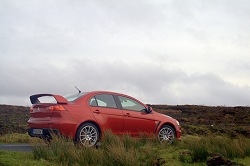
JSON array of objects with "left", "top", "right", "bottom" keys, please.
[
  {"left": 75, "top": 123, "right": 100, "bottom": 147},
  {"left": 158, "top": 125, "right": 176, "bottom": 144}
]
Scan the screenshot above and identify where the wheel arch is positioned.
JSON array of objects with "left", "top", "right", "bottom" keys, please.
[{"left": 158, "top": 122, "right": 177, "bottom": 137}]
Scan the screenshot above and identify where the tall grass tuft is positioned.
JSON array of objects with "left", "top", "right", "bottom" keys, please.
[
  {"left": 179, "top": 135, "right": 250, "bottom": 163},
  {"left": 206, "top": 135, "right": 250, "bottom": 159},
  {"left": 189, "top": 141, "right": 209, "bottom": 162},
  {"left": 33, "top": 131, "right": 163, "bottom": 166},
  {"left": 33, "top": 132, "right": 250, "bottom": 165}
]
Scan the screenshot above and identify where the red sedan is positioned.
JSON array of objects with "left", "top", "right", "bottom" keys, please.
[{"left": 28, "top": 91, "right": 181, "bottom": 146}]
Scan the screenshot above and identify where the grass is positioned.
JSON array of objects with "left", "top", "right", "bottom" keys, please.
[
  {"left": 0, "top": 133, "right": 36, "bottom": 144},
  {"left": 1, "top": 104, "right": 250, "bottom": 165},
  {"left": 31, "top": 132, "right": 250, "bottom": 166},
  {"left": 0, "top": 150, "right": 59, "bottom": 166},
  {"left": 33, "top": 131, "right": 165, "bottom": 166},
  {"left": 179, "top": 135, "right": 250, "bottom": 164},
  {"left": 0, "top": 132, "right": 250, "bottom": 165}
]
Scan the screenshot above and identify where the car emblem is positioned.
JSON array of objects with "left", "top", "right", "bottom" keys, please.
[{"left": 37, "top": 107, "right": 40, "bottom": 112}]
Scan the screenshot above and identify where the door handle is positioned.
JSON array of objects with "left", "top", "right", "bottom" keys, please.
[
  {"left": 125, "top": 113, "right": 131, "bottom": 117},
  {"left": 93, "top": 110, "right": 100, "bottom": 114}
]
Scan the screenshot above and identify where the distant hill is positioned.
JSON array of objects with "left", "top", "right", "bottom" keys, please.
[
  {"left": 0, "top": 104, "right": 29, "bottom": 135},
  {"left": 151, "top": 105, "right": 250, "bottom": 137},
  {"left": 0, "top": 104, "right": 249, "bottom": 137},
  {"left": 151, "top": 105, "right": 250, "bottom": 125}
]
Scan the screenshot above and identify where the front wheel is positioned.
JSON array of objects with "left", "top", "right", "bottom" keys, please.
[
  {"left": 158, "top": 125, "right": 176, "bottom": 144},
  {"left": 75, "top": 123, "right": 100, "bottom": 147}
]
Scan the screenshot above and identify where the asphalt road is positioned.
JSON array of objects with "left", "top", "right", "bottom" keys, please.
[{"left": 0, "top": 144, "right": 33, "bottom": 152}]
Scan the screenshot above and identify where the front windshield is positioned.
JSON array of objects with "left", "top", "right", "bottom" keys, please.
[{"left": 64, "top": 92, "right": 86, "bottom": 102}]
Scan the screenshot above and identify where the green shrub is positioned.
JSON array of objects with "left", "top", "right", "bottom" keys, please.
[{"left": 179, "top": 150, "right": 192, "bottom": 163}]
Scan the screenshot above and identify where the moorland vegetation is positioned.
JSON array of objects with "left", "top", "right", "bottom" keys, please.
[{"left": 0, "top": 104, "right": 250, "bottom": 165}]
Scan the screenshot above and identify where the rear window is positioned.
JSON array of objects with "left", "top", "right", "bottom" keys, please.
[
  {"left": 37, "top": 96, "right": 57, "bottom": 103},
  {"left": 64, "top": 92, "right": 86, "bottom": 102}
]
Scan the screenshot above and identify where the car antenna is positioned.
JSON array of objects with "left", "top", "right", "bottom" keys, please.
[{"left": 74, "top": 86, "right": 81, "bottom": 94}]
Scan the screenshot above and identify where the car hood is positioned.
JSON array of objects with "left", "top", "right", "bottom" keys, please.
[{"left": 153, "top": 111, "right": 178, "bottom": 123}]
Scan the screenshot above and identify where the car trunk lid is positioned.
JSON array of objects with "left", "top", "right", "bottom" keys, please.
[{"left": 29, "top": 94, "right": 68, "bottom": 120}]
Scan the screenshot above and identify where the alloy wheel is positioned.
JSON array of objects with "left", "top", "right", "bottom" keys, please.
[
  {"left": 158, "top": 125, "right": 175, "bottom": 144},
  {"left": 79, "top": 124, "right": 98, "bottom": 147}
]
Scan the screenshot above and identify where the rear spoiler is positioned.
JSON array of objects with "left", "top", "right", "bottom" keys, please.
[{"left": 30, "top": 94, "right": 68, "bottom": 104}]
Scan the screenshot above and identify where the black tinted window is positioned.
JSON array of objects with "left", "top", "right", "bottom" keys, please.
[{"left": 89, "top": 94, "right": 117, "bottom": 108}]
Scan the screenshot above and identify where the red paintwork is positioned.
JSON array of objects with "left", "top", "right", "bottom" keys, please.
[{"left": 28, "top": 91, "right": 181, "bottom": 140}]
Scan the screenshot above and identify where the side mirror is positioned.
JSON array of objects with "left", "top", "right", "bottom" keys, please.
[{"left": 145, "top": 106, "right": 152, "bottom": 113}]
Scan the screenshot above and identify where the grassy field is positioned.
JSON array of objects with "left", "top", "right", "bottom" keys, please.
[
  {"left": 0, "top": 104, "right": 250, "bottom": 165},
  {"left": 0, "top": 133, "right": 34, "bottom": 143},
  {"left": 1, "top": 104, "right": 249, "bottom": 137},
  {"left": 0, "top": 150, "right": 59, "bottom": 166},
  {"left": 0, "top": 132, "right": 250, "bottom": 165}
]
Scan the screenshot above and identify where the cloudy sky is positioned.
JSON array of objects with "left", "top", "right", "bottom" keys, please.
[{"left": 0, "top": 0, "right": 250, "bottom": 106}]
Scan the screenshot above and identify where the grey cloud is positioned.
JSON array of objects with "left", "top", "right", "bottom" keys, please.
[
  {"left": 0, "top": 0, "right": 250, "bottom": 106},
  {"left": 1, "top": 58, "right": 250, "bottom": 106},
  {"left": 54, "top": 59, "right": 250, "bottom": 105},
  {"left": 180, "top": 73, "right": 250, "bottom": 106}
]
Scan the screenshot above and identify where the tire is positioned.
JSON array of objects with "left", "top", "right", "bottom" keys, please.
[
  {"left": 75, "top": 123, "right": 100, "bottom": 147},
  {"left": 158, "top": 125, "right": 176, "bottom": 144}
]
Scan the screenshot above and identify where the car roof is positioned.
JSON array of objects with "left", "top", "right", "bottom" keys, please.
[
  {"left": 82, "top": 91, "right": 143, "bottom": 103},
  {"left": 84, "top": 91, "right": 134, "bottom": 98},
  {"left": 86, "top": 91, "right": 124, "bottom": 95}
]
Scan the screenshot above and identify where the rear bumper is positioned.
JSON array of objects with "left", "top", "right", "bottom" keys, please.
[
  {"left": 28, "top": 128, "right": 60, "bottom": 139},
  {"left": 27, "top": 117, "right": 78, "bottom": 139}
]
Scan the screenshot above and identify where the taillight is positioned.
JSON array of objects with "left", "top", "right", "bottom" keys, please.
[
  {"left": 48, "top": 105, "right": 66, "bottom": 111},
  {"left": 30, "top": 106, "right": 34, "bottom": 112}
]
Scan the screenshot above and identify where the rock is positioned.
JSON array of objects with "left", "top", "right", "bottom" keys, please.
[{"left": 207, "top": 154, "right": 244, "bottom": 166}]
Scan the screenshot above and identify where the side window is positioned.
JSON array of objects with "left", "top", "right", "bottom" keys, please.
[
  {"left": 118, "top": 96, "right": 145, "bottom": 112},
  {"left": 89, "top": 97, "right": 97, "bottom": 106},
  {"left": 89, "top": 94, "right": 117, "bottom": 108}
]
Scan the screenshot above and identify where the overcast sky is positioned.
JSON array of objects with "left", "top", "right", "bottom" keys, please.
[{"left": 0, "top": 0, "right": 250, "bottom": 106}]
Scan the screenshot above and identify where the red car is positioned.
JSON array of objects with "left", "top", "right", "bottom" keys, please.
[{"left": 28, "top": 91, "right": 181, "bottom": 146}]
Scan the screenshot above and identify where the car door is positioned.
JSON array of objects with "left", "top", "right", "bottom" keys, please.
[
  {"left": 88, "top": 94, "right": 124, "bottom": 135},
  {"left": 117, "top": 95, "right": 156, "bottom": 136}
]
